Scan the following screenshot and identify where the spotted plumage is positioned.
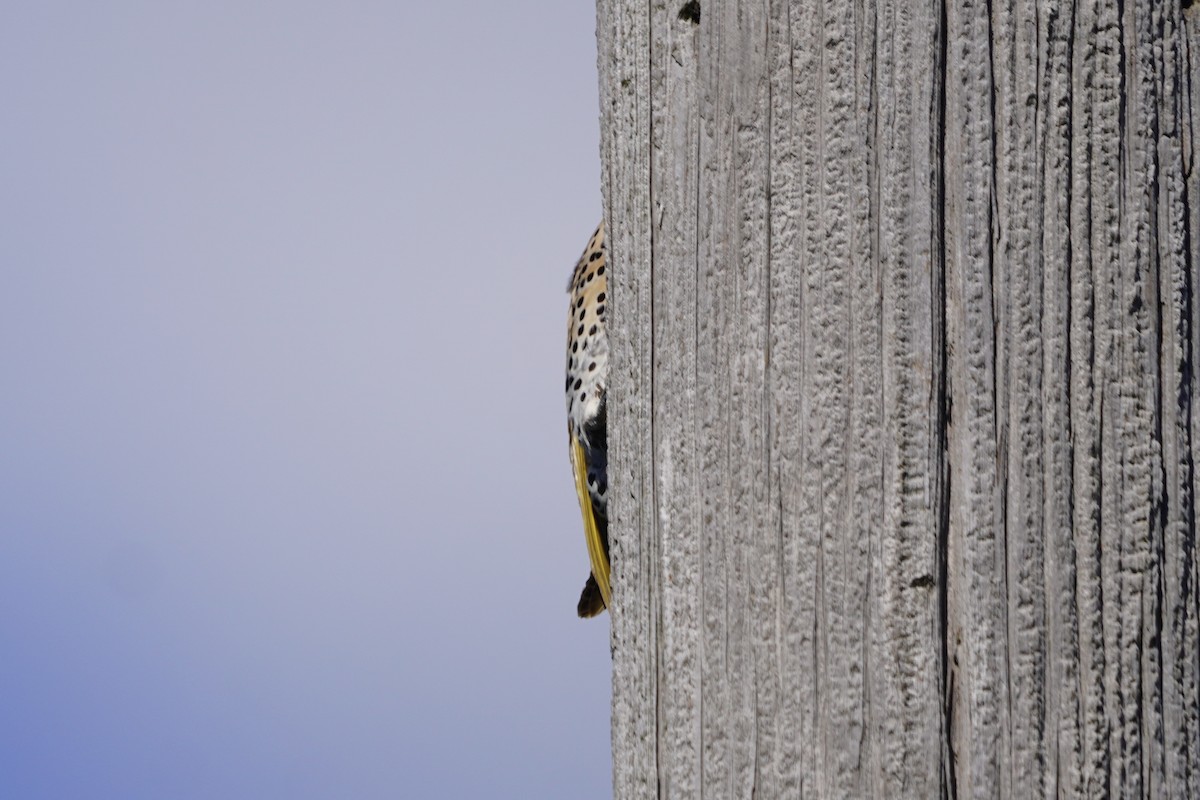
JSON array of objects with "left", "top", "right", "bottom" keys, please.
[{"left": 566, "top": 222, "right": 610, "bottom": 618}]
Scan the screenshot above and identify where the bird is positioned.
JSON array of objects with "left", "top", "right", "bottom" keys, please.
[{"left": 565, "top": 222, "right": 611, "bottom": 618}]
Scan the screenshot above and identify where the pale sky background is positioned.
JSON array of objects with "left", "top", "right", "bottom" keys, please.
[{"left": 0, "top": 3, "right": 611, "bottom": 797}]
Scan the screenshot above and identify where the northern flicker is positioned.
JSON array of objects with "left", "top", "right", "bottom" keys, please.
[{"left": 565, "top": 222, "right": 610, "bottom": 618}]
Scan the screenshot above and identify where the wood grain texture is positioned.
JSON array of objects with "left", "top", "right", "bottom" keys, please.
[{"left": 597, "top": 0, "right": 1199, "bottom": 796}]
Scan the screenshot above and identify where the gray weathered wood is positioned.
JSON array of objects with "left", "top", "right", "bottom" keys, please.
[{"left": 597, "top": 0, "right": 1200, "bottom": 796}]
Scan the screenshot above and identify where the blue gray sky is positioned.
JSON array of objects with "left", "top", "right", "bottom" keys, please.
[{"left": 0, "top": 3, "right": 610, "bottom": 797}]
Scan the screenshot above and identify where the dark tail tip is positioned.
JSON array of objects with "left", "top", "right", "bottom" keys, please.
[{"left": 577, "top": 573, "right": 607, "bottom": 618}]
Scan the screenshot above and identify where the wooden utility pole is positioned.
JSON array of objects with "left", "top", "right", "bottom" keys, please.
[{"left": 597, "top": 0, "right": 1199, "bottom": 796}]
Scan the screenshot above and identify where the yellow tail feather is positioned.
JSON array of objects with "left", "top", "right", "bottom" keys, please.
[{"left": 571, "top": 436, "right": 611, "bottom": 610}]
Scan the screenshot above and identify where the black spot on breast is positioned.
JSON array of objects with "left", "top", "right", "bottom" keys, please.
[
  {"left": 597, "top": 305, "right": 605, "bottom": 316},
  {"left": 586, "top": 271, "right": 595, "bottom": 283},
  {"left": 597, "top": 292, "right": 606, "bottom": 302},
  {"left": 580, "top": 391, "right": 587, "bottom": 402},
  {"left": 573, "top": 378, "right": 582, "bottom": 390},
  {"left": 588, "top": 361, "right": 597, "bottom": 371},
  {"left": 577, "top": 324, "right": 584, "bottom": 336},
  {"left": 572, "top": 341, "right": 578, "bottom": 353},
  {"left": 578, "top": 308, "right": 586, "bottom": 321},
  {"left": 589, "top": 325, "right": 598, "bottom": 335},
  {"left": 589, "top": 251, "right": 602, "bottom": 261},
  {"left": 597, "top": 265, "right": 605, "bottom": 275}
]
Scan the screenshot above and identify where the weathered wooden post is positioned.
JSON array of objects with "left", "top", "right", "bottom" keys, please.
[{"left": 597, "top": 0, "right": 1200, "bottom": 796}]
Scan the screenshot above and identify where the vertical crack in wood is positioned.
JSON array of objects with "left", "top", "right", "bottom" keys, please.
[{"left": 933, "top": 0, "right": 956, "bottom": 795}]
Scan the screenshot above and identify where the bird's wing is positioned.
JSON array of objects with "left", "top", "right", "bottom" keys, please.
[{"left": 570, "top": 434, "right": 611, "bottom": 609}]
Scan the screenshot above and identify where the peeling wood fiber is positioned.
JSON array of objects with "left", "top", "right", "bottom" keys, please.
[{"left": 597, "top": 0, "right": 1200, "bottom": 797}]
